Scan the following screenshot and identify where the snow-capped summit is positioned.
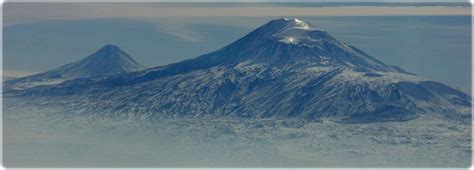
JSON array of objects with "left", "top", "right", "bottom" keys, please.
[
  {"left": 261, "top": 18, "right": 320, "bottom": 33},
  {"left": 198, "top": 18, "right": 408, "bottom": 73},
  {"left": 4, "top": 19, "right": 471, "bottom": 124},
  {"left": 255, "top": 18, "right": 333, "bottom": 45},
  {"left": 241, "top": 18, "right": 329, "bottom": 42},
  {"left": 4, "top": 44, "right": 145, "bottom": 90},
  {"left": 65, "top": 44, "right": 144, "bottom": 78}
]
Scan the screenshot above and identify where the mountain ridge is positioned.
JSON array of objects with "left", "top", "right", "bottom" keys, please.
[
  {"left": 94, "top": 18, "right": 411, "bottom": 87},
  {"left": 4, "top": 18, "right": 470, "bottom": 123},
  {"left": 4, "top": 44, "right": 145, "bottom": 90}
]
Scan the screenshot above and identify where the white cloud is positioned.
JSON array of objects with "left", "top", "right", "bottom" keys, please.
[
  {"left": 3, "top": 3, "right": 471, "bottom": 26},
  {"left": 152, "top": 21, "right": 204, "bottom": 42},
  {"left": 2, "top": 69, "right": 37, "bottom": 78}
]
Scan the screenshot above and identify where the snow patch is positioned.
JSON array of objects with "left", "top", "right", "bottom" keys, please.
[{"left": 14, "top": 79, "right": 66, "bottom": 90}]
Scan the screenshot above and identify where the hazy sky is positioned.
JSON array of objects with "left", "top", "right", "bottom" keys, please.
[
  {"left": 2, "top": 2, "right": 472, "bottom": 92},
  {"left": 3, "top": 2, "right": 471, "bottom": 26}
]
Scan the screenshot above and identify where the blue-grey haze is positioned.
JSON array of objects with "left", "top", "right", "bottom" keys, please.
[{"left": 4, "top": 16, "right": 471, "bottom": 92}]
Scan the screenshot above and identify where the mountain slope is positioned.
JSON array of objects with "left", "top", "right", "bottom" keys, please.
[
  {"left": 117, "top": 18, "right": 409, "bottom": 86},
  {"left": 4, "top": 44, "right": 145, "bottom": 90},
  {"left": 4, "top": 18, "right": 471, "bottom": 123}
]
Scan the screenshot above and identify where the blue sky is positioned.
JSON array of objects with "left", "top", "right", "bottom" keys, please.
[{"left": 3, "top": 2, "right": 472, "bottom": 92}]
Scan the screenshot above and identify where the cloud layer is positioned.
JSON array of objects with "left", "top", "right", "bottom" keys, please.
[{"left": 4, "top": 3, "right": 471, "bottom": 26}]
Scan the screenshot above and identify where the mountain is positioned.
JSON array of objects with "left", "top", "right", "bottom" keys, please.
[
  {"left": 4, "top": 18, "right": 471, "bottom": 123},
  {"left": 4, "top": 44, "right": 145, "bottom": 90}
]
